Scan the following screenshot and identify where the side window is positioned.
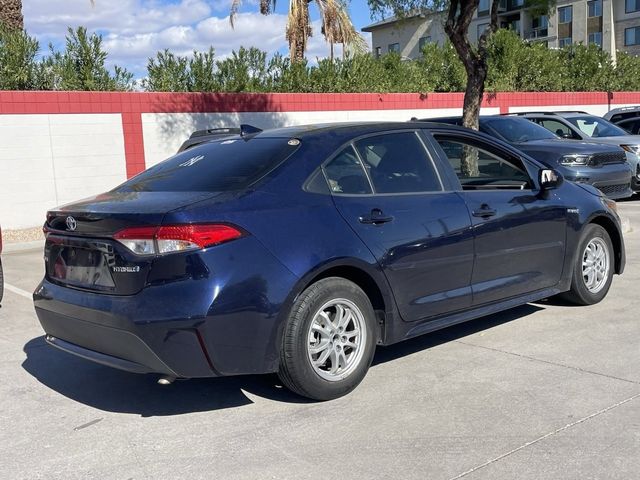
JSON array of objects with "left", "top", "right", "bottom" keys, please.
[
  {"left": 435, "top": 137, "right": 532, "bottom": 190},
  {"left": 323, "top": 146, "right": 372, "bottom": 194},
  {"left": 537, "top": 119, "right": 579, "bottom": 139},
  {"left": 624, "top": 119, "right": 640, "bottom": 135},
  {"left": 354, "top": 132, "right": 441, "bottom": 194}
]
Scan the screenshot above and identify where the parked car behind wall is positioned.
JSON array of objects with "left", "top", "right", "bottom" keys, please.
[
  {"left": 425, "top": 115, "right": 633, "bottom": 200},
  {"left": 511, "top": 111, "right": 640, "bottom": 192}
]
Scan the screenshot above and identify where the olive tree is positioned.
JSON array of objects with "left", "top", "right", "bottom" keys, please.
[{"left": 366, "top": 0, "right": 555, "bottom": 130}]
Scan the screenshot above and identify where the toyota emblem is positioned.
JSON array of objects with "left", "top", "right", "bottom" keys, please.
[{"left": 66, "top": 216, "right": 77, "bottom": 231}]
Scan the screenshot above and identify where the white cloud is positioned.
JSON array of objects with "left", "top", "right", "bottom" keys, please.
[
  {"left": 24, "top": 0, "right": 213, "bottom": 36},
  {"left": 101, "top": 13, "right": 290, "bottom": 71},
  {"left": 23, "top": 0, "right": 359, "bottom": 77}
]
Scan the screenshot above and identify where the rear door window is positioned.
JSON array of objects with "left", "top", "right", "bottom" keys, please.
[
  {"left": 353, "top": 132, "right": 442, "bottom": 194},
  {"left": 116, "top": 138, "right": 300, "bottom": 192}
]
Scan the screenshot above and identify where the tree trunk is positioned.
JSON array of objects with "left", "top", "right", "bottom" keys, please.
[
  {"left": 444, "top": 0, "right": 499, "bottom": 176},
  {"left": 287, "top": 0, "right": 311, "bottom": 62},
  {"left": 0, "top": 0, "right": 23, "bottom": 31},
  {"left": 461, "top": 62, "right": 486, "bottom": 132},
  {"left": 459, "top": 61, "right": 486, "bottom": 177}
]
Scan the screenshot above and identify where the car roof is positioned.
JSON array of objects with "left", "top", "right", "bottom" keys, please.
[
  {"left": 253, "top": 121, "right": 469, "bottom": 138},
  {"left": 180, "top": 121, "right": 483, "bottom": 153},
  {"left": 509, "top": 111, "right": 594, "bottom": 119},
  {"left": 188, "top": 121, "right": 477, "bottom": 145},
  {"left": 418, "top": 115, "right": 534, "bottom": 125},
  {"left": 606, "top": 106, "right": 640, "bottom": 114},
  {"left": 604, "top": 106, "right": 640, "bottom": 120}
]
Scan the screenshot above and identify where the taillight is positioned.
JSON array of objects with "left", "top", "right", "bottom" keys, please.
[
  {"left": 113, "top": 224, "right": 244, "bottom": 256},
  {"left": 113, "top": 226, "right": 157, "bottom": 255}
]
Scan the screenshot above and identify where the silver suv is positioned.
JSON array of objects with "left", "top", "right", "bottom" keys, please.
[{"left": 512, "top": 111, "right": 640, "bottom": 192}]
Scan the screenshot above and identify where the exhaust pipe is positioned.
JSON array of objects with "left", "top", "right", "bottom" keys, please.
[{"left": 157, "top": 375, "right": 176, "bottom": 385}]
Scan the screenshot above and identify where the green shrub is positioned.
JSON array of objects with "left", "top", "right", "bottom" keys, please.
[
  {"left": 4, "top": 23, "right": 640, "bottom": 93},
  {"left": 0, "top": 24, "right": 48, "bottom": 89}
]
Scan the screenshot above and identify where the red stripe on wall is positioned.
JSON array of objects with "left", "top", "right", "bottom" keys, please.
[
  {"left": 3, "top": 91, "right": 633, "bottom": 115},
  {"left": 121, "top": 112, "right": 146, "bottom": 178},
  {"left": 2, "top": 90, "right": 640, "bottom": 178}
]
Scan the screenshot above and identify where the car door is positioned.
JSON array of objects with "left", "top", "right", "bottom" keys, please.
[
  {"left": 431, "top": 131, "right": 568, "bottom": 306},
  {"left": 323, "top": 130, "right": 474, "bottom": 322}
]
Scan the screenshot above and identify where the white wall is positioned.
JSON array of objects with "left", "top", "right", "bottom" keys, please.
[
  {"left": 0, "top": 103, "right": 625, "bottom": 231},
  {"left": 0, "top": 114, "right": 126, "bottom": 229}
]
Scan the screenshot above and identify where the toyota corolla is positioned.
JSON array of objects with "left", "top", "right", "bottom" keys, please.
[{"left": 34, "top": 122, "right": 625, "bottom": 400}]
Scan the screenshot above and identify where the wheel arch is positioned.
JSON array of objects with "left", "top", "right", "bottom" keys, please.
[
  {"left": 275, "top": 259, "right": 397, "bottom": 352},
  {"left": 587, "top": 214, "right": 623, "bottom": 274}
]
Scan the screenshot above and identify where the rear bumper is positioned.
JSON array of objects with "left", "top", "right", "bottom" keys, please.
[
  {"left": 33, "top": 237, "right": 299, "bottom": 378},
  {"left": 34, "top": 297, "right": 215, "bottom": 378},
  {"left": 45, "top": 335, "right": 164, "bottom": 375}
]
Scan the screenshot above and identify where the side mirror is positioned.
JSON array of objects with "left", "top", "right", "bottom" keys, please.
[
  {"left": 539, "top": 168, "right": 563, "bottom": 191},
  {"left": 562, "top": 133, "right": 574, "bottom": 139}
]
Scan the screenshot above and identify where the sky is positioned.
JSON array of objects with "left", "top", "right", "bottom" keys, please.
[{"left": 22, "top": 0, "right": 379, "bottom": 77}]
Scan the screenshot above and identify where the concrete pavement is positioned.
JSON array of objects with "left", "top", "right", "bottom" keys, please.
[{"left": 0, "top": 203, "right": 639, "bottom": 480}]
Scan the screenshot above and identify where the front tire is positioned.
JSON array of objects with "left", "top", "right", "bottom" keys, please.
[
  {"left": 278, "top": 277, "right": 377, "bottom": 401},
  {"left": 561, "top": 224, "right": 614, "bottom": 305}
]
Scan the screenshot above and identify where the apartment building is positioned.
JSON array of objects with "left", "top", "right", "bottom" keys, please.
[{"left": 362, "top": 0, "right": 640, "bottom": 59}]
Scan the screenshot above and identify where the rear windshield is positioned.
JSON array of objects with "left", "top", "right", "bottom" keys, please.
[
  {"left": 115, "top": 138, "right": 299, "bottom": 192},
  {"left": 483, "top": 117, "right": 557, "bottom": 143}
]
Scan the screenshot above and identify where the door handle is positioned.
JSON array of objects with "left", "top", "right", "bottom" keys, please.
[
  {"left": 472, "top": 204, "right": 497, "bottom": 218},
  {"left": 359, "top": 209, "right": 394, "bottom": 225}
]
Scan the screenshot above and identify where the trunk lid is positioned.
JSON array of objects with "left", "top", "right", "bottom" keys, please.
[{"left": 44, "top": 191, "right": 221, "bottom": 295}]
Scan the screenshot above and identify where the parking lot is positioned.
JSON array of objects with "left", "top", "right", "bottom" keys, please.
[{"left": 0, "top": 202, "right": 639, "bottom": 480}]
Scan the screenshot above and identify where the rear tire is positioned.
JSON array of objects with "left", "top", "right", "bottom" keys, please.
[
  {"left": 561, "top": 224, "right": 614, "bottom": 306},
  {"left": 278, "top": 277, "right": 377, "bottom": 401}
]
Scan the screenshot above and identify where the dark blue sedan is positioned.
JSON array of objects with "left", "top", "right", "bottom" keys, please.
[{"left": 34, "top": 122, "right": 625, "bottom": 400}]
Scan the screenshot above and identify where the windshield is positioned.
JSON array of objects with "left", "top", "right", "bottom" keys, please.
[
  {"left": 115, "top": 137, "right": 299, "bottom": 192},
  {"left": 483, "top": 117, "right": 558, "bottom": 143},
  {"left": 565, "top": 115, "right": 628, "bottom": 138}
]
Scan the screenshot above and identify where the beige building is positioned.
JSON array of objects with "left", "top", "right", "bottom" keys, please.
[{"left": 362, "top": 0, "right": 640, "bottom": 59}]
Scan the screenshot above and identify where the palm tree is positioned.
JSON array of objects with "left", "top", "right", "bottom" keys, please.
[
  {"left": 0, "top": 0, "right": 23, "bottom": 31},
  {"left": 230, "top": 0, "right": 365, "bottom": 62}
]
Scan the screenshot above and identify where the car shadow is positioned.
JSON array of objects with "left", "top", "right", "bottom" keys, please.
[
  {"left": 22, "top": 304, "right": 544, "bottom": 416},
  {"left": 373, "top": 303, "right": 543, "bottom": 366},
  {"left": 22, "top": 337, "right": 311, "bottom": 417},
  {"left": 533, "top": 296, "right": 581, "bottom": 307}
]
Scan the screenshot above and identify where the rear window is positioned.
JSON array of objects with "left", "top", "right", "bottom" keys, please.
[{"left": 115, "top": 138, "right": 299, "bottom": 192}]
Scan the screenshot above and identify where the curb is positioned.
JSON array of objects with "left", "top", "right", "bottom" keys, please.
[{"left": 3, "top": 240, "right": 44, "bottom": 254}]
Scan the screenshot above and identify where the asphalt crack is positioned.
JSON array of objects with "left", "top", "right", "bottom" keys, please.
[
  {"left": 454, "top": 340, "right": 640, "bottom": 385},
  {"left": 448, "top": 392, "right": 640, "bottom": 480}
]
